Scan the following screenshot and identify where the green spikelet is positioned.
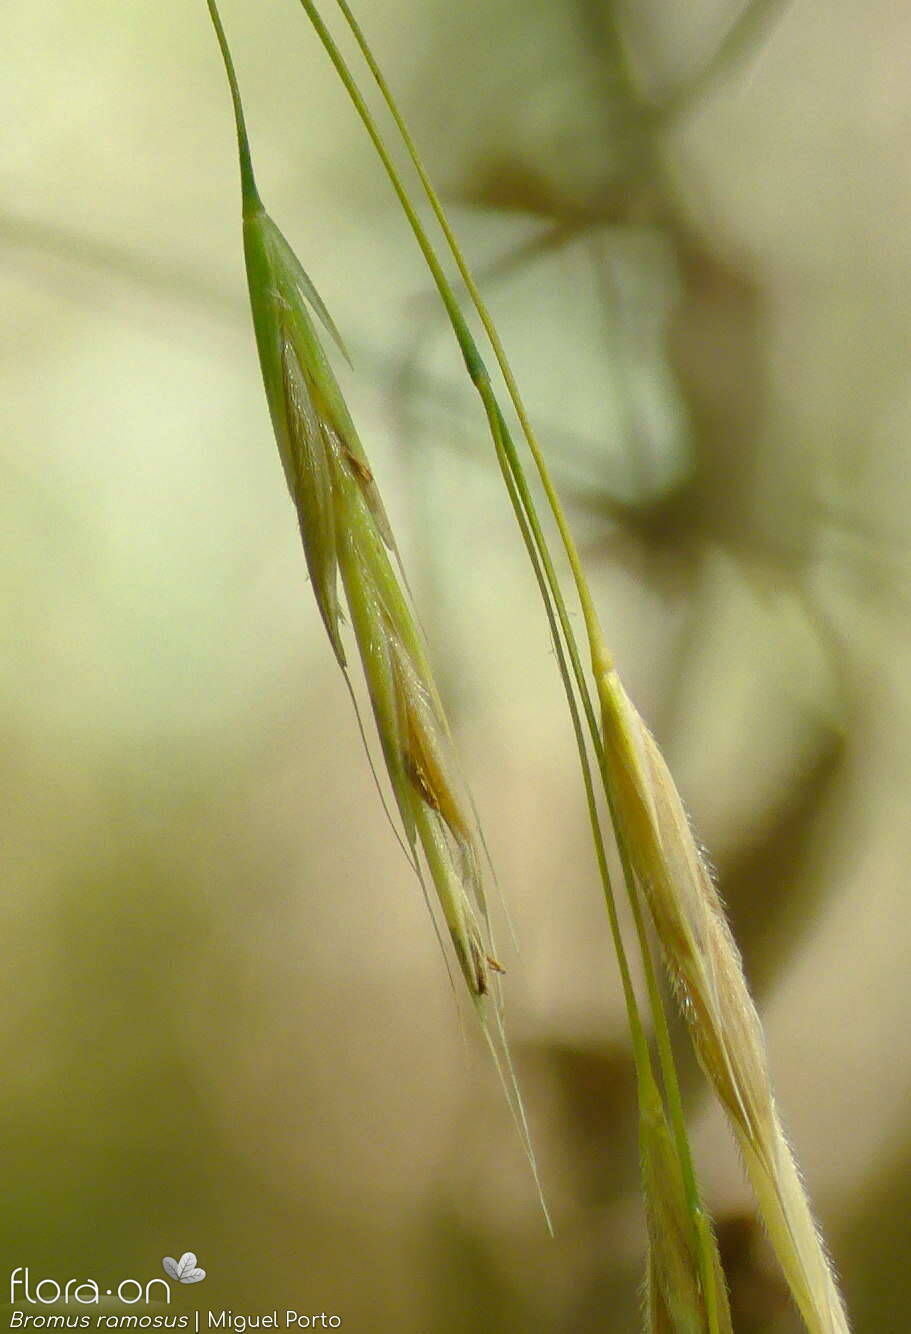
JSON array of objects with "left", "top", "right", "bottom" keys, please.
[{"left": 203, "top": 0, "right": 501, "bottom": 1004}]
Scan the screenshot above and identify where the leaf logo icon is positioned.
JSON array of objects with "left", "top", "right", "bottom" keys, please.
[{"left": 162, "top": 1253, "right": 206, "bottom": 1284}]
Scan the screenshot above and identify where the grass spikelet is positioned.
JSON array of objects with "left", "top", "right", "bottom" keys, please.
[
  {"left": 638, "top": 1074, "right": 733, "bottom": 1334},
  {"left": 641, "top": 1109, "right": 709, "bottom": 1334},
  {"left": 599, "top": 668, "right": 850, "bottom": 1334},
  {"left": 204, "top": 0, "right": 493, "bottom": 998},
  {"left": 203, "top": 0, "right": 549, "bottom": 1213},
  {"left": 332, "top": 490, "right": 492, "bottom": 998}
]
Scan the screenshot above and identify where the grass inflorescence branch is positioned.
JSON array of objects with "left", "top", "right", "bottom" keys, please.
[{"left": 203, "top": 2, "right": 851, "bottom": 1331}]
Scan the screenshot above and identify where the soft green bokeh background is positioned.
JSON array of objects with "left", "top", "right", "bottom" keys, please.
[{"left": 3, "top": 2, "right": 910, "bottom": 1329}]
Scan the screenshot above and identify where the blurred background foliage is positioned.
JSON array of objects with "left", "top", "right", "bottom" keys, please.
[{"left": 2, "top": 1, "right": 910, "bottom": 1329}]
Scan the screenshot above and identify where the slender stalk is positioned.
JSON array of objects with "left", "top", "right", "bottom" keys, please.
[
  {"left": 484, "top": 395, "right": 654, "bottom": 1084},
  {"left": 204, "top": 0, "right": 261, "bottom": 211},
  {"left": 324, "top": 0, "right": 612, "bottom": 675}
]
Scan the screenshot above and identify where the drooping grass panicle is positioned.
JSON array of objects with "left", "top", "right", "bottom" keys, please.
[
  {"left": 287, "top": 6, "right": 851, "bottom": 1332},
  {"left": 203, "top": 0, "right": 552, "bottom": 1217},
  {"left": 205, "top": 0, "right": 501, "bottom": 996},
  {"left": 287, "top": 0, "right": 741, "bottom": 1320},
  {"left": 208, "top": 3, "right": 850, "bottom": 1326}
]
